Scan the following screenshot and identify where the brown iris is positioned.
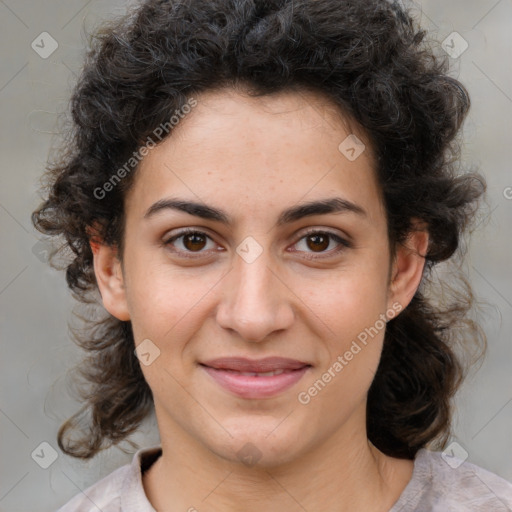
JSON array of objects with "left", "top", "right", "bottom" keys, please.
[
  {"left": 306, "top": 233, "right": 329, "bottom": 252},
  {"left": 183, "top": 232, "right": 207, "bottom": 251}
]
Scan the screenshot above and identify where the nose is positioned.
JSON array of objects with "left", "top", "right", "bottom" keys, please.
[{"left": 215, "top": 244, "right": 295, "bottom": 343}]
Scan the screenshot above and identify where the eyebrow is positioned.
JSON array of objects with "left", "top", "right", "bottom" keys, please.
[{"left": 143, "top": 196, "right": 367, "bottom": 226}]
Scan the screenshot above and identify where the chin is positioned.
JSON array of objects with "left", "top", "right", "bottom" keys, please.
[{"left": 209, "top": 417, "right": 307, "bottom": 468}]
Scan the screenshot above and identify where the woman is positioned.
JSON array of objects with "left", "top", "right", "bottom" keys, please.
[{"left": 32, "top": 0, "right": 512, "bottom": 510}]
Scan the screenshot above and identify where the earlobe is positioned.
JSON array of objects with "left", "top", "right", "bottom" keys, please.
[
  {"left": 92, "top": 241, "right": 131, "bottom": 322},
  {"left": 388, "top": 224, "right": 429, "bottom": 312}
]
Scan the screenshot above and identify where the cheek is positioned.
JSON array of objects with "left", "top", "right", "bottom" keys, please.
[
  {"left": 125, "top": 260, "right": 226, "bottom": 365},
  {"left": 306, "top": 264, "right": 389, "bottom": 336},
  {"left": 298, "top": 256, "right": 390, "bottom": 390},
  {"left": 297, "top": 276, "right": 389, "bottom": 422},
  {"left": 125, "top": 250, "right": 204, "bottom": 324}
]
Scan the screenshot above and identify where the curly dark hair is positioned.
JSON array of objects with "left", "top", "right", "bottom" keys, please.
[{"left": 32, "top": 0, "right": 486, "bottom": 460}]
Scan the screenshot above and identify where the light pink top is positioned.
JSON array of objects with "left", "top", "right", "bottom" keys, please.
[{"left": 56, "top": 446, "right": 512, "bottom": 511}]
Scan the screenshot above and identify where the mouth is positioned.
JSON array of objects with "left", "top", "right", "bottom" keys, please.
[{"left": 199, "top": 357, "right": 312, "bottom": 399}]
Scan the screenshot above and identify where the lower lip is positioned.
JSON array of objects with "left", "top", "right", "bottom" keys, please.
[{"left": 200, "top": 365, "right": 310, "bottom": 399}]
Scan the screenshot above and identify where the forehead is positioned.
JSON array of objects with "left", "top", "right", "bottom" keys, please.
[{"left": 125, "top": 87, "right": 385, "bottom": 226}]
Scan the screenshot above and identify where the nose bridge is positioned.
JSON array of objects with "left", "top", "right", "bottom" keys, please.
[{"left": 216, "top": 239, "right": 294, "bottom": 342}]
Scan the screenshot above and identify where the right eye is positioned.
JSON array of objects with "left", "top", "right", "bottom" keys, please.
[{"left": 163, "top": 229, "right": 221, "bottom": 258}]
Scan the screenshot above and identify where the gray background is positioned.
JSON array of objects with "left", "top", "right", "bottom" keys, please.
[{"left": 1, "top": 1, "right": 511, "bottom": 511}]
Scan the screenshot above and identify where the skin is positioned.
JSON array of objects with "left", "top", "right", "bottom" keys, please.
[{"left": 93, "top": 87, "right": 429, "bottom": 512}]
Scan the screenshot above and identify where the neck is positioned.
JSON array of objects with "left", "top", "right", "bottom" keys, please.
[{"left": 143, "top": 406, "right": 413, "bottom": 512}]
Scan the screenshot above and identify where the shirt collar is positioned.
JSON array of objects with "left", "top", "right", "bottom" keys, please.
[{"left": 121, "top": 445, "right": 162, "bottom": 511}]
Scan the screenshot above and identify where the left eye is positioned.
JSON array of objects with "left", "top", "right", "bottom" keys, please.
[
  {"left": 292, "top": 230, "right": 350, "bottom": 257},
  {"left": 163, "top": 229, "right": 349, "bottom": 258}
]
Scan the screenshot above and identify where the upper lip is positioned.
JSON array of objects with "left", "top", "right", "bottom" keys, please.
[{"left": 200, "top": 357, "right": 311, "bottom": 372}]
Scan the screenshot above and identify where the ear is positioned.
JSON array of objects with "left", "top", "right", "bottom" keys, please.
[
  {"left": 387, "top": 220, "right": 429, "bottom": 312},
  {"left": 90, "top": 234, "right": 131, "bottom": 322}
]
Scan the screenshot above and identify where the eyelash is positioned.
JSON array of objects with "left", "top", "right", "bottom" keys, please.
[{"left": 163, "top": 228, "right": 351, "bottom": 260}]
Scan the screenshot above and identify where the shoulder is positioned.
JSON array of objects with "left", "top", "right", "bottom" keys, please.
[
  {"left": 391, "top": 448, "right": 512, "bottom": 512},
  {"left": 55, "top": 464, "right": 127, "bottom": 512},
  {"left": 55, "top": 446, "right": 162, "bottom": 512}
]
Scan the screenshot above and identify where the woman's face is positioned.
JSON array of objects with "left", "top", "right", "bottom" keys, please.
[{"left": 95, "top": 88, "right": 425, "bottom": 467}]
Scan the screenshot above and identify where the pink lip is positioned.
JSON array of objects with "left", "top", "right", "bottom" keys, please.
[{"left": 200, "top": 357, "right": 311, "bottom": 399}]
